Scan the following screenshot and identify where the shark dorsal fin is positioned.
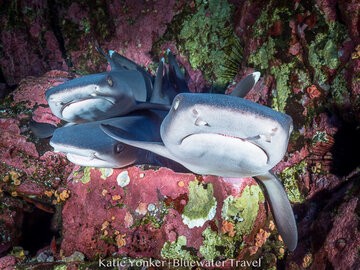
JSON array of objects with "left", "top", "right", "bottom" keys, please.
[
  {"left": 96, "top": 46, "right": 124, "bottom": 71},
  {"left": 231, "top": 72, "right": 260, "bottom": 98},
  {"left": 167, "top": 49, "right": 189, "bottom": 92}
]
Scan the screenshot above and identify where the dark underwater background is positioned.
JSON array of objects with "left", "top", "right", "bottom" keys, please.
[{"left": 0, "top": 0, "right": 359, "bottom": 269}]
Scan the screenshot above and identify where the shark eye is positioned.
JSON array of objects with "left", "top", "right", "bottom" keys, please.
[
  {"left": 173, "top": 98, "right": 180, "bottom": 110},
  {"left": 107, "top": 75, "right": 113, "bottom": 87},
  {"left": 115, "top": 144, "right": 124, "bottom": 153},
  {"left": 192, "top": 109, "right": 198, "bottom": 116}
]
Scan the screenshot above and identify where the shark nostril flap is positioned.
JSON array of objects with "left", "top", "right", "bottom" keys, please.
[{"left": 195, "top": 117, "right": 209, "bottom": 127}]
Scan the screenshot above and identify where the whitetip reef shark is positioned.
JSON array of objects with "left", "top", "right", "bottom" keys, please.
[
  {"left": 49, "top": 110, "right": 187, "bottom": 172},
  {"left": 50, "top": 111, "right": 164, "bottom": 168},
  {"left": 34, "top": 70, "right": 260, "bottom": 170},
  {"left": 41, "top": 46, "right": 298, "bottom": 250},
  {"left": 45, "top": 48, "right": 176, "bottom": 123},
  {"left": 100, "top": 82, "right": 298, "bottom": 251},
  {"left": 34, "top": 50, "right": 191, "bottom": 170}
]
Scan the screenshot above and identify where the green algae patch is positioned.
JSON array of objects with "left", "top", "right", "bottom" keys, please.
[
  {"left": 309, "top": 36, "right": 337, "bottom": 88},
  {"left": 99, "top": 168, "right": 113, "bottom": 180},
  {"left": 251, "top": 3, "right": 271, "bottom": 39},
  {"left": 72, "top": 167, "right": 93, "bottom": 184},
  {"left": 178, "top": 0, "right": 235, "bottom": 85},
  {"left": 161, "top": 235, "right": 195, "bottom": 261},
  {"left": 323, "top": 39, "right": 339, "bottom": 69},
  {"left": 221, "top": 185, "right": 265, "bottom": 235},
  {"left": 199, "top": 227, "right": 240, "bottom": 261},
  {"left": 80, "top": 167, "right": 93, "bottom": 184},
  {"left": 308, "top": 21, "right": 347, "bottom": 88},
  {"left": 249, "top": 38, "right": 275, "bottom": 70},
  {"left": 182, "top": 180, "right": 217, "bottom": 228},
  {"left": 54, "top": 265, "right": 67, "bottom": 270},
  {"left": 270, "top": 63, "right": 295, "bottom": 113},
  {"left": 312, "top": 131, "right": 329, "bottom": 145},
  {"left": 330, "top": 70, "right": 349, "bottom": 105},
  {"left": 249, "top": 6, "right": 291, "bottom": 70},
  {"left": 279, "top": 161, "right": 307, "bottom": 203}
]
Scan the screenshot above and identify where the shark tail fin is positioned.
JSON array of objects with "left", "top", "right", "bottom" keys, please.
[
  {"left": 254, "top": 171, "right": 298, "bottom": 251},
  {"left": 135, "top": 101, "right": 171, "bottom": 111}
]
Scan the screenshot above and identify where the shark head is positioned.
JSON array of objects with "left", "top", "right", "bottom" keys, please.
[
  {"left": 46, "top": 70, "right": 148, "bottom": 123},
  {"left": 50, "top": 120, "right": 139, "bottom": 168},
  {"left": 159, "top": 93, "right": 293, "bottom": 176}
]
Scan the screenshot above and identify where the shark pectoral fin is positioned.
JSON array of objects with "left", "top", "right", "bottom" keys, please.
[
  {"left": 29, "top": 121, "right": 57, "bottom": 138},
  {"left": 167, "top": 49, "right": 190, "bottom": 93},
  {"left": 62, "top": 122, "right": 76, "bottom": 128},
  {"left": 100, "top": 124, "right": 175, "bottom": 161},
  {"left": 254, "top": 171, "right": 298, "bottom": 251},
  {"left": 100, "top": 123, "right": 133, "bottom": 140},
  {"left": 136, "top": 101, "right": 171, "bottom": 111},
  {"left": 230, "top": 71, "right": 261, "bottom": 98}
]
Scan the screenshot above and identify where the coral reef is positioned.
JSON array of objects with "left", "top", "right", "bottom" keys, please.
[
  {"left": 61, "top": 165, "right": 265, "bottom": 260},
  {"left": 0, "top": 0, "right": 359, "bottom": 269}
]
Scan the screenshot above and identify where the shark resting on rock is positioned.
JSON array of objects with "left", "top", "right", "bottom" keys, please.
[
  {"left": 33, "top": 55, "right": 261, "bottom": 171},
  {"left": 39, "top": 47, "right": 298, "bottom": 250},
  {"left": 101, "top": 83, "right": 298, "bottom": 251},
  {"left": 32, "top": 50, "right": 192, "bottom": 170},
  {"left": 47, "top": 71, "right": 261, "bottom": 170},
  {"left": 44, "top": 48, "right": 184, "bottom": 123}
]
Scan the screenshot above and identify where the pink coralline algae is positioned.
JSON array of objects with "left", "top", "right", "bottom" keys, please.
[
  {"left": 0, "top": 0, "right": 67, "bottom": 86},
  {"left": 1, "top": 0, "right": 360, "bottom": 268},
  {"left": 338, "top": 0, "right": 360, "bottom": 42},
  {"left": 0, "top": 118, "right": 39, "bottom": 169},
  {"left": 61, "top": 165, "right": 266, "bottom": 260},
  {"left": 315, "top": 0, "right": 338, "bottom": 22},
  {"left": 0, "top": 255, "right": 17, "bottom": 270},
  {"left": 12, "top": 71, "right": 71, "bottom": 110},
  {"left": 0, "top": 72, "right": 75, "bottom": 176},
  {"left": 322, "top": 195, "right": 360, "bottom": 270},
  {"left": 0, "top": 72, "right": 74, "bottom": 252},
  {"left": 0, "top": 196, "right": 25, "bottom": 255},
  {"left": 105, "top": 0, "right": 179, "bottom": 66}
]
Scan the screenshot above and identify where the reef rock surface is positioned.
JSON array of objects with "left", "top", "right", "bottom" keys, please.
[{"left": 1, "top": 0, "right": 360, "bottom": 269}]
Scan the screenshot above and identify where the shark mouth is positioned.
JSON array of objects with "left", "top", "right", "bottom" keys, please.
[
  {"left": 60, "top": 96, "right": 115, "bottom": 111},
  {"left": 66, "top": 152, "right": 115, "bottom": 168},
  {"left": 60, "top": 97, "right": 116, "bottom": 119},
  {"left": 52, "top": 144, "right": 105, "bottom": 162},
  {"left": 180, "top": 133, "right": 270, "bottom": 163},
  {"left": 67, "top": 152, "right": 105, "bottom": 160}
]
